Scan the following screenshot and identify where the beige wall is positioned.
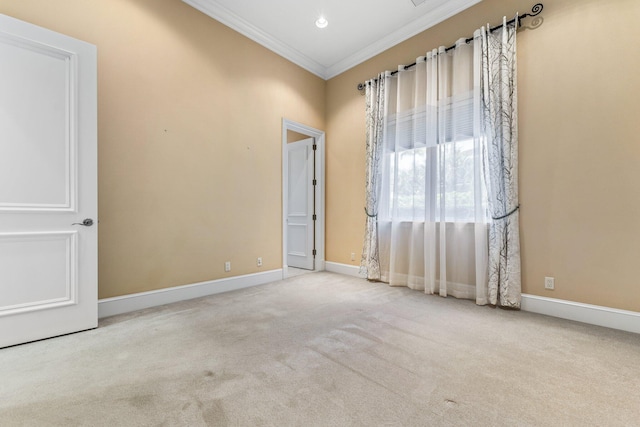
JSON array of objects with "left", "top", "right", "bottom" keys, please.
[
  {"left": 1, "top": 0, "right": 325, "bottom": 298},
  {"left": 4, "top": 0, "right": 640, "bottom": 312},
  {"left": 326, "top": 0, "right": 640, "bottom": 312},
  {"left": 286, "top": 130, "right": 310, "bottom": 143}
]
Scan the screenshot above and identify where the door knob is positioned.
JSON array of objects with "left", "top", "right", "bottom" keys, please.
[{"left": 72, "top": 218, "right": 94, "bottom": 226}]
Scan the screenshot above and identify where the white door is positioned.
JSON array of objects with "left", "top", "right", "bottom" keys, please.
[
  {"left": 286, "top": 138, "right": 314, "bottom": 270},
  {"left": 0, "top": 15, "right": 97, "bottom": 348}
]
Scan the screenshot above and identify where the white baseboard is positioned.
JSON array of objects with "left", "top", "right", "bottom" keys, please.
[
  {"left": 325, "top": 261, "right": 361, "bottom": 277},
  {"left": 98, "top": 265, "right": 640, "bottom": 335},
  {"left": 521, "top": 294, "right": 640, "bottom": 335},
  {"left": 98, "top": 269, "right": 283, "bottom": 319},
  {"left": 323, "top": 265, "right": 640, "bottom": 334}
]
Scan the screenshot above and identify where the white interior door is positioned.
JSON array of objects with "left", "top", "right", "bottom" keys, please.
[
  {"left": 286, "top": 138, "right": 314, "bottom": 270},
  {"left": 0, "top": 15, "right": 97, "bottom": 348}
]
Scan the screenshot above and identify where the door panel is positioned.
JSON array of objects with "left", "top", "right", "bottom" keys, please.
[
  {"left": 286, "top": 138, "right": 314, "bottom": 270},
  {"left": 0, "top": 36, "right": 70, "bottom": 208},
  {"left": 287, "top": 224, "right": 307, "bottom": 257},
  {"left": 0, "top": 232, "right": 77, "bottom": 314},
  {"left": 0, "top": 14, "right": 97, "bottom": 348}
]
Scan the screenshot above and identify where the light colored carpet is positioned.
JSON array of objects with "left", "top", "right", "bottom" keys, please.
[
  {"left": 1, "top": 272, "right": 639, "bottom": 426},
  {"left": 286, "top": 267, "right": 314, "bottom": 277}
]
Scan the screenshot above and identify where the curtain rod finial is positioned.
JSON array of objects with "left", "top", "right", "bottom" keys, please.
[
  {"left": 531, "top": 3, "right": 544, "bottom": 16},
  {"left": 357, "top": 82, "right": 365, "bottom": 91}
]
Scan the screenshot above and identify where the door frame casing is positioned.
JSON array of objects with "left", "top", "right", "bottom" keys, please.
[{"left": 282, "top": 118, "right": 325, "bottom": 278}]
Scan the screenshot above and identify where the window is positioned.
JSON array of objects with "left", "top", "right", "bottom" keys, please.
[{"left": 379, "top": 94, "right": 484, "bottom": 223}]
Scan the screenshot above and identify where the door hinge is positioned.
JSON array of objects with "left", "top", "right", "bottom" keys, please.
[
  {"left": 312, "top": 249, "right": 317, "bottom": 256},
  {"left": 312, "top": 214, "right": 317, "bottom": 221},
  {"left": 312, "top": 179, "right": 317, "bottom": 186},
  {"left": 312, "top": 144, "right": 317, "bottom": 151}
]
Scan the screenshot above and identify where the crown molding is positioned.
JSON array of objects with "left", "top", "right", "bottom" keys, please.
[
  {"left": 183, "top": 0, "right": 482, "bottom": 80},
  {"left": 183, "top": 0, "right": 328, "bottom": 78},
  {"left": 324, "top": 0, "right": 482, "bottom": 79}
]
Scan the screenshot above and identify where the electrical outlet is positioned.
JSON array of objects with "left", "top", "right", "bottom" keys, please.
[
  {"left": 351, "top": 252, "right": 356, "bottom": 261},
  {"left": 224, "top": 261, "right": 231, "bottom": 272},
  {"left": 544, "top": 276, "right": 555, "bottom": 290},
  {"left": 257, "top": 257, "right": 262, "bottom": 267}
]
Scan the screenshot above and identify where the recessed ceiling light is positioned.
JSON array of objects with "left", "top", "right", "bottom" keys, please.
[{"left": 315, "top": 17, "right": 328, "bottom": 29}]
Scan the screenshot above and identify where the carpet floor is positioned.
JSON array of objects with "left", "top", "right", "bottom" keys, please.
[{"left": 1, "top": 272, "right": 639, "bottom": 426}]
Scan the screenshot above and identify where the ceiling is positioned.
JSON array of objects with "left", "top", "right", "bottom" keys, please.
[{"left": 182, "top": 0, "right": 482, "bottom": 80}]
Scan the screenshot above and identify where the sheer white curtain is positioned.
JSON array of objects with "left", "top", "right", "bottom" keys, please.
[
  {"left": 376, "top": 37, "right": 489, "bottom": 304},
  {"left": 361, "top": 19, "right": 521, "bottom": 307}
]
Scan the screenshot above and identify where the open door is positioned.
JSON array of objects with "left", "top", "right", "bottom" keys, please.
[
  {"left": 286, "top": 138, "right": 315, "bottom": 270},
  {"left": 282, "top": 119, "right": 325, "bottom": 278},
  {"left": 0, "top": 15, "right": 98, "bottom": 348}
]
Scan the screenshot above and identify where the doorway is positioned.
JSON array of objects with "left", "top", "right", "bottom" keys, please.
[{"left": 282, "top": 119, "right": 325, "bottom": 279}]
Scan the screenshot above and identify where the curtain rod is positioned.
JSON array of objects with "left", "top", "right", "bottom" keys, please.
[{"left": 356, "top": 3, "right": 543, "bottom": 91}]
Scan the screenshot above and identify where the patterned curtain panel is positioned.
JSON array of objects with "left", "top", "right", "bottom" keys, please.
[
  {"left": 360, "top": 73, "right": 388, "bottom": 281},
  {"left": 480, "top": 18, "right": 522, "bottom": 308}
]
